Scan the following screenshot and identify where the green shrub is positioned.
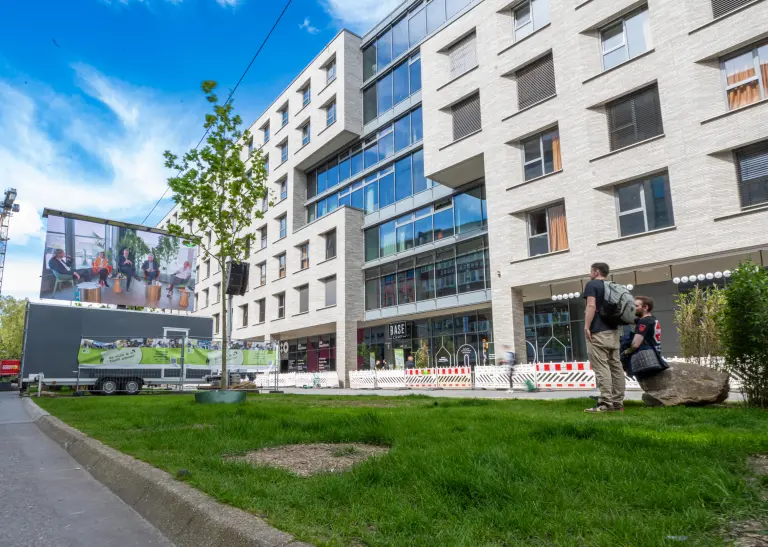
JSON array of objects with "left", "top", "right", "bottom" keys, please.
[
  {"left": 720, "top": 262, "right": 768, "bottom": 407},
  {"left": 674, "top": 286, "right": 725, "bottom": 369}
]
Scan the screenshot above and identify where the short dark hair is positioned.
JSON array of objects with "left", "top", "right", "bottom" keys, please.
[
  {"left": 635, "top": 296, "right": 654, "bottom": 312},
  {"left": 591, "top": 262, "right": 610, "bottom": 276}
]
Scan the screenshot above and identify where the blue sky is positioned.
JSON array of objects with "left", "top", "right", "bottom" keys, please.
[{"left": 0, "top": 0, "right": 402, "bottom": 300}]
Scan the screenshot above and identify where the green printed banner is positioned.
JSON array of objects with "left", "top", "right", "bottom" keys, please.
[{"left": 78, "top": 338, "right": 279, "bottom": 368}]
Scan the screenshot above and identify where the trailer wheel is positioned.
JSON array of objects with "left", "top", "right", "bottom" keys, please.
[
  {"left": 97, "top": 378, "right": 119, "bottom": 396},
  {"left": 123, "top": 379, "right": 142, "bottom": 395}
]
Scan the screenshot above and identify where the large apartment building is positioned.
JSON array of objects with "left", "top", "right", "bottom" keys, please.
[{"left": 163, "top": 0, "right": 768, "bottom": 386}]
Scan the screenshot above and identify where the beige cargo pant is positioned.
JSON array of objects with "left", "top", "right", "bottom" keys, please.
[{"left": 588, "top": 329, "right": 624, "bottom": 407}]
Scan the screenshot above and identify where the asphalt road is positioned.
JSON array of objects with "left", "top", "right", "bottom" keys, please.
[{"left": 0, "top": 392, "right": 172, "bottom": 547}]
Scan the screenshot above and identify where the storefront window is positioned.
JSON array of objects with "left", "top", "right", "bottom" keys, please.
[
  {"left": 435, "top": 250, "right": 456, "bottom": 297},
  {"left": 281, "top": 334, "right": 336, "bottom": 372},
  {"left": 524, "top": 299, "right": 588, "bottom": 363}
]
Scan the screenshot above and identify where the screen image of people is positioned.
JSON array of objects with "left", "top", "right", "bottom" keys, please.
[{"left": 40, "top": 213, "right": 197, "bottom": 311}]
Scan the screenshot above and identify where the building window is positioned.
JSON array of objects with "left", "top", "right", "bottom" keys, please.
[
  {"left": 265, "top": 154, "right": 269, "bottom": 175},
  {"left": 517, "top": 53, "right": 556, "bottom": 110},
  {"left": 364, "top": 42, "right": 377, "bottom": 81},
  {"left": 203, "top": 288, "right": 209, "bottom": 308},
  {"left": 297, "top": 285, "right": 309, "bottom": 314},
  {"left": 213, "top": 313, "right": 220, "bottom": 334},
  {"left": 195, "top": 265, "right": 200, "bottom": 281},
  {"left": 606, "top": 85, "right": 663, "bottom": 151},
  {"left": 325, "top": 230, "right": 337, "bottom": 260},
  {"left": 734, "top": 141, "right": 768, "bottom": 208},
  {"left": 299, "top": 243, "right": 309, "bottom": 270},
  {"left": 601, "top": 7, "right": 651, "bottom": 71},
  {"left": 277, "top": 215, "right": 287, "bottom": 239},
  {"left": 263, "top": 123, "right": 270, "bottom": 144},
  {"left": 280, "top": 105, "right": 289, "bottom": 127},
  {"left": 261, "top": 196, "right": 269, "bottom": 213},
  {"left": 615, "top": 173, "right": 674, "bottom": 237},
  {"left": 323, "top": 276, "right": 337, "bottom": 307},
  {"left": 244, "top": 235, "right": 251, "bottom": 260},
  {"left": 276, "top": 293, "right": 285, "bottom": 319},
  {"left": 239, "top": 304, "right": 248, "bottom": 327},
  {"left": 259, "top": 226, "right": 267, "bottom": 249},
  {"left": 723, "top": 43, "right": 768, "bottom": 111},
  {"left": 326, "top": 101, "right": 336, "bottom": 126},
  {"left": 194, "top": 293, "right": 198, "bottom": 312},
  {"left": 528, "top": 203, "right": 569, "bottom": 257},
  {"left": 326, "top": 59, "right": 336, "bottom": 84},
  {"left": 280, "top": 178, "right": 288, "bottom": 201},
  {"left": 205, "top": 259, "right": 211, "bottom": 278},
  {"left": 256, "top": 299, "right": 266, "bottom": 323},
  {"left": 280, "top": 141, "right": 288, "bottom": 164},
  {"left": 452, "top": 92, "right": 481, "bottom": 141},
  {"left": 257, "top": 262, "right": 267, "bottom": 286},
  {"left": 513, "top": 0, "right": 549, "bottom": 41},
  {"left": 522, "top": 128, "right": 562, "bottom": 180},
  {"left": 448, "top": 32, "right": 477, "bottom": 80},
  {"left": 301, "top": 123, "right": 311, "bottom": 147},
  {"left": 214, "top": 282, "right": 221, "bottom": 303},
  {"left": 712, "top": 0, "right": 753, "bottom": 18},
  {"left": 278, "top": 253, "right": 286, "bottom": 278},
  {"left": 301, "top": 84, "right": 311, "bottom": 107}
]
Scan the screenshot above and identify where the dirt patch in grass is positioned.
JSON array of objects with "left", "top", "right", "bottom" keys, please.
[
  {"left": 729, "top": 455, "right": 768, "bottom": 546},
  {"left": 749, "top": 455, "right": 768, "bottom": 478},
  {"left": 227, "top": 443, "right": 389, "bottom": 477}
]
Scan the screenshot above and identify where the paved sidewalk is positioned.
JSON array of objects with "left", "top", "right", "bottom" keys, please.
[{"left": 0, "top": 392, "right": 172, "bottom": 547}]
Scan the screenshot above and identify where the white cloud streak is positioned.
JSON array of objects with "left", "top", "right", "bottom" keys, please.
[
  {"left": 299, "top": 17, "right": 320, "bottom": 34},
  {"left": 0, "top": 65, "right": 200, "bottom": 299},
  {"left": 215, "top": 0, "right": 238, "bottom": 7},
  {"left": 320, "top": 0, "right": 403, "bottom": 33}
]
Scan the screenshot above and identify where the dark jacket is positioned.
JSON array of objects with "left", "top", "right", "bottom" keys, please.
[
  {"left": 48, "top": 256, "right": 73, "bottom": 275},
  {"left": 118, "top": 255, "right": 134, "bottom": 270},
  {"left": 141, "top": 259, "right": 160, "bottom": 272}
]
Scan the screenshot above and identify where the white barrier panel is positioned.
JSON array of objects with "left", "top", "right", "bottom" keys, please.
[
  {"left": 512, "top": 364, "right": 538, "bottom": 390},
  {"left": 349, "top": 371, "right": 377, "bottom": 389},
  {"left": 375, "top": 370, "right": 407, "bottom": 389},
  {"left": 436, "top": 367, "right": 472, "bottom": 388},
  {"left": 474, "top": 366, "right": 510, "bottom": 389},
  {"left": 536, "top": 362, "right": 596, "bottom": 390},
  {"left": 406, "top": 368, "right": 439, "bottom": 388},
  {"left": 294, "top": 372, "right": 340, "bottom": 388},
  {"left": 254, "top": 372, "right": 296, "bottom": 388}
]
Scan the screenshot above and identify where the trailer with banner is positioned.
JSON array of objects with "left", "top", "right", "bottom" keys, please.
[{"left": 20, "top": 302, "right": 213, "bottom": 394}]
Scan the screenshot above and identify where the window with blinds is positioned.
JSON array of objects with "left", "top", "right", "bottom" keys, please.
[
  {"left": 712, "top": 0, "right": 752, "bottom": 18},
  {"left": 451, "top": 93, "right": 481, "bottom": 141},
  {"left": 735, "top": 141, "right": 768, "bottom": 208},
  {"left": 517, "top": 54, "right": 556, "bottom": 110},
  {"left": 606, "top": 85, "right": 663, "bottom": 151},
  {"left": 448, "top": 33, "right": 477, "bottom": 79}
]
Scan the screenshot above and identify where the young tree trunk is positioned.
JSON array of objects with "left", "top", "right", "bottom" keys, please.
[{"left": 220, "top": 258, "right": 228, "bottom": 390}]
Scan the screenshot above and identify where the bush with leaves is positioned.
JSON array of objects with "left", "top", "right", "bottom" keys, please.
[
  {"left": 674, "top": 285, "right": 726, "bottom": 369},
  {"left": 0, "top": 296, "right": 27, "bottom": 360},
  {"left": 720, "top": 261, "right": 768, "bottom": 407}
]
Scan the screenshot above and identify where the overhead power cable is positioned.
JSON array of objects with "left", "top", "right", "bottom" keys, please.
[{"left": 141, "top": 0, "right": 294, "bottom": 226}]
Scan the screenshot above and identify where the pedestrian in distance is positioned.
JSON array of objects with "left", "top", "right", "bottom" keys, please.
[
  {"left": 500, "top": 345, "right": 516, "bottom": 393},
  {"left": 583, "top": 262, "right": 636, "bottom": 413}
]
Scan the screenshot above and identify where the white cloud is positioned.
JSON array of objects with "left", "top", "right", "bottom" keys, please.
[
  {"left": 299, "top": 17, "right": 320, "bottom": 35},
  {"left": 0, "top": 64, "right": 201, "bottom": 300},
  {"left": 321, "top": 0, "right": 402, "bottom": 33},
  {"left": 215, "top": 0, "right": 237, "bottom": 7}
]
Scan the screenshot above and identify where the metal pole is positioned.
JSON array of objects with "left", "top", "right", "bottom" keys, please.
[
  {"left": 180, "top": 335, "right": 186, "bottom": 392},
  {"left": 37, "top": 373, "right": 43, "bottom": 397}
]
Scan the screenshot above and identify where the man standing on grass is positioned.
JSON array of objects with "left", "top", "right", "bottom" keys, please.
[{"left": 583, "top": 262, "right": 624, "bottom": 413}]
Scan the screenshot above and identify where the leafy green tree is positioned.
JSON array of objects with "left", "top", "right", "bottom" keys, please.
[
  {"left": 674, "top": 286, "right": 725, "bottom": 369},
  {"left": 720, "top": 262, "right": 768, "bottom": 407},
  {"left": 152, "top": 235, "right": 180, "bottom": 274},
  {"left": 0, "top": 296, "right": 27, "bottom": 360},
  {"left": 119, "top": 230, "right": 151, "bottom": 263},
  {"left": 163, "top": 81, "right": 268, "bottom": 389}
]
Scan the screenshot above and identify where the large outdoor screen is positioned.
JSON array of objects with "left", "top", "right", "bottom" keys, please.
[{"left": 40, "top": 209, "right": 197, "bottom": 311}]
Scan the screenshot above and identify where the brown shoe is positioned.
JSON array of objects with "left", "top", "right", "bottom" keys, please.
[{"left": 612, "top": 404, "right": 625, "bottom": 412}]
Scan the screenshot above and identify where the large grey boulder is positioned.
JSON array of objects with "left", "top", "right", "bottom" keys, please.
[{"left": 639, "top": 361, "right": 730, "bottom": 406}]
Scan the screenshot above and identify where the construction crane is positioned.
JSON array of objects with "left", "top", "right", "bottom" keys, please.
[{"left": 0, "top": 188, "right": 20, "bottom": 296}]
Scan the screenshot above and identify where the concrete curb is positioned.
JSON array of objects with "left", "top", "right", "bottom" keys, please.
[{"left": 24, "top": 398, "right": 312, "bottom": 547}]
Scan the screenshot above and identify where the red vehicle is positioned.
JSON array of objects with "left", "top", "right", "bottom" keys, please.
[{"left": 0, "top": 360, "right": 20, "bottom": 377}]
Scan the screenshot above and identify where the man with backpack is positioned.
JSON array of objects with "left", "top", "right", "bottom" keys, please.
[{"left": 583, "top": 262, "right": 636, "bottom": 413}]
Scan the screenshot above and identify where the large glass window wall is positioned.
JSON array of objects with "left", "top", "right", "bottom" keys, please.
[
  {"left": 365, "top": 235, "right": 489, "bottom": 311},
  {"left": 308, "top": 107, "right": 423, "bottom": 200},
  {"left": 363, "top": 55, "right": 422, "bottom": 125},
  {"left": 524, "top": 299, "right": 588, "bottom": 364},
  {"left": 307, "top": 150, "right": 434, "bottom": 223},
  {"left": 357, "top": 308, "right": 493, "bottom": 370},
  {"left": 280, "top": 334, "right": 336, "bottom": 373},
  {"left": 362, "top": 0, "right": 476, "bottom": 81},
  {"left": 364, "top": 186, "right": 487, "bottom": 262}
]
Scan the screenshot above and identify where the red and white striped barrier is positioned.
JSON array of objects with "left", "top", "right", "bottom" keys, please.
[
  {"left": 406, "top": 368, "right": 439, "bottom": 388},
  {"left": 536, "top": 362, "right": 596, "bottom": 390},
  {"left": 436, "top": 367, "right": 473, "bottom": 388}
]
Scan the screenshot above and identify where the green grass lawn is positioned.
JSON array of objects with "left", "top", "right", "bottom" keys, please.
[{"left": 36, "top": 395, "right": 768, "bottom": 547}]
